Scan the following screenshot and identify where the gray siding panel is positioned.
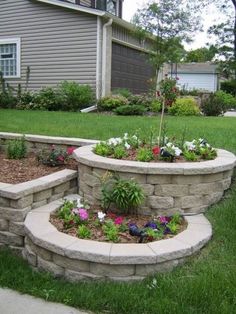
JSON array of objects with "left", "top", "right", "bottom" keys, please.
[{"left": 0, "top": 0, "right": 98, "bottom": 91}]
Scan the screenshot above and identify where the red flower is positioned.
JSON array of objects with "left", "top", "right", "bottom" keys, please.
[
  {"left": 156, "top": 91, "right": 160, "bottom": 97},
  {"left": 152, "top": 146, "right": 160, "bottom": 155},
  {"left": 67, "top": 146, "right": 76, "bottom": 155}
]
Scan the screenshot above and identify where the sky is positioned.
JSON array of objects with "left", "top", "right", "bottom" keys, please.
[{"left": 122, "top": 0, "right": 222, "bottom": 50}]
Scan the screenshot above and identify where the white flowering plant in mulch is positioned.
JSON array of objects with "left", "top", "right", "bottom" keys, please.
[{"left": 93, "top": 132, "right": 217, "bottom": 163}]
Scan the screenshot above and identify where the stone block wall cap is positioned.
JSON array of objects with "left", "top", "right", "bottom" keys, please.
[
  {"left": 0, "top": 169, "right": 77, "bottom": 199},
  {"left": 0, "top": 132, "right": 99, "bottom": 146},
  {"left": 74, "top": 145, "right": 236, "bottom": 175}
]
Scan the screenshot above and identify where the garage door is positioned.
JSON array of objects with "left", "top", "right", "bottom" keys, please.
[{"left": 111, "top": 42, "right": 155, "bottom": 94}]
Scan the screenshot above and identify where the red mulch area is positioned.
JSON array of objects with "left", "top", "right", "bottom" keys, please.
[{"left": 0, "top": 153, "right": 77, "bottom": 184}]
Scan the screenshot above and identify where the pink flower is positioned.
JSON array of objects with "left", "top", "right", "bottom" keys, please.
[
  {"left": 114, "top": 216, "right": 124, "bottom": 225},
  {"left": 159, "top": 216, "right": 170, "bottom": 224},
  {"left": 67, "top": 146, "right": 76, "bottom": 155},
  {"left": 78, "top": 208, "right": 89, "bottom": 221},
  {"left": 57, "top": 155, "right": 65, "bottom": 162}
]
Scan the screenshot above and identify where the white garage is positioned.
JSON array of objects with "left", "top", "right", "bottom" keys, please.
[{"left": 169, "top": 63, "right": 219, "bottom": 92}]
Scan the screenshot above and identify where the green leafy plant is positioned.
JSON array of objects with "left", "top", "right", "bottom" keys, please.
[
  {"left": 97, "top": 95, "right": 129, "bottom": 111},
  {"left": 113, "top": 145, "right": 127, "bottom": 159},
  {"left": 221, "top": 79, "right": 236, "bottom": 96},
  {"left": 93, "top": 142, "right": 112, "bottom": 157},
  {"left": 58, "top": 200, "right": 75, "bottom": 220},
  {"left": 77, "top": 225, "right": 91, "bottom": 239},
  {"left": 136, "top": 147, "right": 153, "bottom": 162},
  {"left": 102, "top": 220, "right": 119, "bottom": 242},
  {"left": 57, "top": 81, "right": 94, "bottom": 111},
  {"left": 214, "top": 90, "right": 236, "bottom": 110},
  {"left": 183, "top": 150, "right": 198, "bottom": 161},
  {"left": 201, "top": 93, "right": 227, "bottom": 116},
  {"left": 37, "top": 145, "right": 75, "bottom": 167},
  {"left": 114, "top": 104, "right": 147, "bottom": 116},
  {"left": 145, "top": 228, "right": 164, "bottom": 240},
  {"left": 7, "top": 136, "right": 27, "bottom": 159},
  {"left": 111, "top": 178, "right": 144, "bottom": 214},
  {"left": 150, "top": 100, "right": 162, "bottom": 112},
  {"left": 112, "top": 88, "right": 132, "bottom": 98},
  {"left": 168, "top": 97, "right": 200, "bottom": 116}
]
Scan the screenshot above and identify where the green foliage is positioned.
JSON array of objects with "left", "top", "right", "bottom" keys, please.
[
  {"left": 113, "top": 145, "right": 127, "bottom": 159},
  {"left": 159, "top": 76, "right": 179, "bottom": 106},
  {"left": 220, "top": 80, "right": 236, "bottom": 96},
  {"left": 136, "top": 147, "right": 153, "bottom": 162},
  {"left": 16, "top": 91, "right": 39, "bottom": 110},
  {"left": 145, "top": 227, "right": 163, "bottom": 240},
  {"left": 111, "top": 178, "right": 144, "bottom": 214},
  {"left": 37, "top": 145, "right": 72, "bottom": 167},
  {"left": 93, "top": 142, "right": 112, "bottom": 157},
  {"left": 97, "top": 95, "right": 129, "bottom": 111},
  {"left": 179, "top": 88, "right": 200, "bottom": 96},
  {"left": 114, "top": 104, "right": 146, "bottom": 116},
  {"left": 168, "top": 97, "right": 200, "bottom": 116},
  {"left": 7, "top": 136, "right": 27, "bottom": 159},
  {"left": 77, "top": 225, "right": 91, "bottom": 239},
  {"left": 214, "top": 90, "right": 236, "bottom": 109},
  {"left": 133, "top": 0, "right": 200, "bottom": 74},
  {"left": 102, "top": 220, "right": 119, "bottom": 242},
  {"left": 57, "top": 81, "right": 94, "bottom": 111},
  {"left": 199, "top": 146, "right": 217, "bottom": 160},
  {"left": 35, "top": 87, "right": 58, "bottom": 111},
  {"left": 201, "top": 93, "right": 227, "bottom": 116},
  {"left": 58, "top": 200, "right": 75, "bottom": 220},
  {"left": 150, "top": 100, "right": 162, "bottom": 112},
  {"left": 184, "top": 46, "right": 217, "bottom": 62},
  {"left": 0, "top": 72, "right": 17, "bottom": 109},
  {"left": 183, "top": 150, "right": 198, "bottom": 161}
]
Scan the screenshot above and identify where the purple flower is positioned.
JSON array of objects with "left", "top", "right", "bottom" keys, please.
[{"left": 144, "top": 222, "right": 157, "bottom": 229}]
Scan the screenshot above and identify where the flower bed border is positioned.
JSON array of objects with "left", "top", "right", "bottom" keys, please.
[
  {"left": 24, "top": 197, "right": 212, "bottom": 281},
  {"left": 74, "top": 146, "right": 236, "bottom": 216}
]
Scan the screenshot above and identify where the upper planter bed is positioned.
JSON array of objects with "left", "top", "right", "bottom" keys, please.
[{"left": 74, "top": 146, "right": 236, "bottom": 215}]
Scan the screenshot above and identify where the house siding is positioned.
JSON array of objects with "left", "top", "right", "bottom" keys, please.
[
  {"left": 0, "top": 0, "right": 98, "bottom": 91},
  {"left": 177, "top": 73, "right": 218, "bottom": 92}
]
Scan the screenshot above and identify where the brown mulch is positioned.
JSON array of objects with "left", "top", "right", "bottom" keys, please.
[{"left": 0, "top": 152, "right": 77, "bottom": 184}]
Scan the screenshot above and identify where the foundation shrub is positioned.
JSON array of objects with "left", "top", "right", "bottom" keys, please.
[
  {"left": 114, "top": 104, "right": 147, "bottom": 115},
  {"left": 97, "top": 95, "right": 129, "bottom": 111},
  {"left": 57, "top": 81, "right": 94, "bottom": 111},
  {"left": 168, "top": 97, "right": 200, "bottom": 116},
  {"left": 201, "top": 93, "right": 227, "bottom": 116},
  {"left": 214, "top": 90, "right": 236, "bottom": 110}
]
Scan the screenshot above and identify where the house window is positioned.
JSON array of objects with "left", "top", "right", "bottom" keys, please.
[
  {"left": 0, "top": 38, "right": 21, "bottom": 78},
  {"left": 107, "top": 0, "right": 117, "bottom": 15}
]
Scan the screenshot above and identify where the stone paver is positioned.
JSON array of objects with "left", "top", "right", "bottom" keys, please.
[{"left": 0, "top": 288, "right": 90, "bottom": 314}]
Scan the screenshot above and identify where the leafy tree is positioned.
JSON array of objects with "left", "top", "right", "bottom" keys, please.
[
  {"left": 132, "top": 0, "right": 201, "bottom": 76},
  {"left": 184, "top": 46, "right": 218, "bottom": 62}
]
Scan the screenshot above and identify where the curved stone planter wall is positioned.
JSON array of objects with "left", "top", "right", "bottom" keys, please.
[
  {"left": 74, "top": 146, "right": 236, "bottom": 215},
  {"left": 24, "top": 198, "right": 212, "bottom": 281}
]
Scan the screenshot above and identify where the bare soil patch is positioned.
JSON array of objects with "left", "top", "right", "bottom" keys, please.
[{"left": 0, "top": 153, "right": 77, "bottom": 184}]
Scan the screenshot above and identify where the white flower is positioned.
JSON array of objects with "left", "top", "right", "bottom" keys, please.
[
  {"left": 173, "top": 147, "right": 182, "bottom": 156},
  {"left": 107, "top": 137, "right": 122, "bottom": 146},
  {"left": 77, "top": 198, "right": 83, "bottom": 208},
  {"left": 184, "top": 141, "right": 196, "bottom": 151},
  {"left": 98, "top": 211, "right": 106, "bottom": 222},
  {"left": 132, "top": 135, "right": 138, "bottom": 140},
  {"left": 166, "top": 142, "right": 173, "bottom": 148},
  {"left": 72, "top": 208, "right": 79, "bottom": 215},
  {"left": 124, "top": 142, "right": 131, "bottom": 150},
  {"left": 123, "top": 133, "right": 128, "bottom": 139}
]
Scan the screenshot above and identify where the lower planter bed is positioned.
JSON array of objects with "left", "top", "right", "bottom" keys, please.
[{"left": 24, "top": 195, "right": 212, "bottom": 281}]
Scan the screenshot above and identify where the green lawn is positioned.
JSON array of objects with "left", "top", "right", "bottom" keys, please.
[{"left": 0, "top": 109, "right": 236, "bottom": 314}]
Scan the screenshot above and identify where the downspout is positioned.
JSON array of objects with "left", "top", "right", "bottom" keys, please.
[{"left": 102, "top": 18, "right": 113, "bottom": 97}]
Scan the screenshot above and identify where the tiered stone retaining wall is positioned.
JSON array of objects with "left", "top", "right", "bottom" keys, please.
[
  {"left": 23, "top": 198, "right": 212, "bottom": 281},
  {"left": 75, "top": 146, "right": 236, "bottom": 215}
]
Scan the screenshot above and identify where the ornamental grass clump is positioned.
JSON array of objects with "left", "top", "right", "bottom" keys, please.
[{"left": 7, "top": 136, "right": 27, "bottom": 159}]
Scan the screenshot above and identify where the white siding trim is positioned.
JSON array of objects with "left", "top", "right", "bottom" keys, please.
[
  {"left": 112, "top": 38, "right": 154, "bottom": 54},
  {"left": 96, "top": 16, "right": 102, "bottom": 99},
  {"left": 0, "top": 37, "right": 21, "bottom": 78}
]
